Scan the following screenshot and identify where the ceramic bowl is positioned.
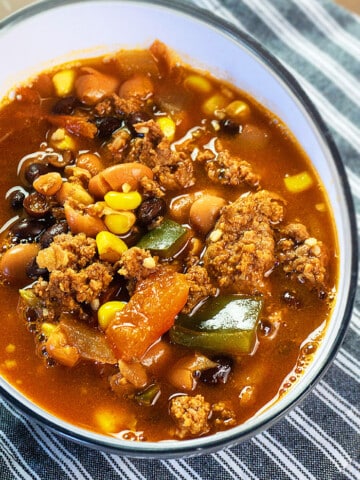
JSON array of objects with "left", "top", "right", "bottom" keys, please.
[{"left": 0, "top": 0, "right": 357, "bottom": 458}]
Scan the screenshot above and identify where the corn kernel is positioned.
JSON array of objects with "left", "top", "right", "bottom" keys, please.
[
  {"left": 104, "top": 191, "right": 142, "bottom": 211},
  {"left": 4, "top": 359, "right": 17, "bottom": 369},
  {"left": 5, "top": 344, "right": 15, "bottom": 354},
  {"left": 96, "top": 231, "right": 128, "bottom": 263},
  {"left": 98, "top": 300, "right": 127, "bottom": 330},
  {"left": 52, "top": 69, "right": 76, "bottom": 97},
  {"left": 184, "top": 74, "right": 213, "bottom": 94},
  {"left": 202, "top": 93, "right": 228, "bottom": 116},
  {"left": 284, "top": 171, "right": 313, "bottom": 193},
  {"left": 41, "top": 322, "right": 57, "bottom": 337},
  {"left": 104, "top": 212, "right": 136, "bottom": 234},
  {"left": 225, "top": 100, "right": 251, "bottom": 121},
  {"left": 156, "top": 116, "right": 176, "bottom": 141},
  {"left": 94, "top": 407, "right": 136, "bottom": 433},
  {"left": 51, "top": 128, "right": 77, "bottom": 151}
]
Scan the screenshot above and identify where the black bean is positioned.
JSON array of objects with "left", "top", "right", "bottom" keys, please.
[
  {"left": 259, "top": 319, "right": 273, "bottom": 337},
  {"left": 25, "top": 307, "right": 38, "bottom": 323},
  {"left": 137, "top": 197, "right": 166, "bottom": 226},
  {"left": 52, "top": 96, "right": 80, "bottom": 115},
  {"left": 23, "top": 192, "right": 51, "bottom": 218},
  {"left": 8, "top": 189, "right": 25, "bottom": 210},
  {"left": 220, "top": 118, "right": 241, "bottom": 135},
  {"left": 281, "top": 290, "right": 302, "bottom": 309},
  {"left": 40, "top": 221, "right": 68, "bottom": 248},
  {"left": 24, "top": 163, "right": 50, "bottom": 185},
  {"left": 26, "top": 257, "right": 48, "bottom": 281},
  {"left": 94, "top": 117, "right": 123, "bottom": 139},
  {"left": 200, "top": 356, "right": 233, "bottom": 385},
  {"left": 10, "top": 218, "right": 48, "bottom": 243}
]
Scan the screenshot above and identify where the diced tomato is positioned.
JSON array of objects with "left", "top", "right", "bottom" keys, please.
[{"left": 106, "top": 269, "right": 189, "bottom": 361}]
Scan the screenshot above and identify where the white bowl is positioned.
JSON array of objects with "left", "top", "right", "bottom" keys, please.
[{"left": 0, "top": 0, "right": 357, "bottom": 458}]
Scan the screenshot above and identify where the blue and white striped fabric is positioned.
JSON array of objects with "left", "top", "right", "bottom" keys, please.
[{"left": 0, "top": 0, "right": 359, "bottom": 478}]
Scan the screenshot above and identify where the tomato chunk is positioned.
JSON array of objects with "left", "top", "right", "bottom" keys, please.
[{"left": 106, "top": 269, "right": 189, "bottom": 361}]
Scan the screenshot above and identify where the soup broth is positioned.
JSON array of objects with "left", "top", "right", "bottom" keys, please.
[{"left": 0, "top": 41, "right": 337, "bottom": 441}]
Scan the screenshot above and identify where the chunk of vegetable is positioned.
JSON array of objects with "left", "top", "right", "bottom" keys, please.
[
  {"left": 106, "top": 269, "right": 189, "bottom": 361},
  {"left": 58, "top": 313, "right": 117, "bottom": 364},
  {"left": 136, "top": 219, "right": 189, "bottom": 258},
  {"left": 156, "top": 116, "right": 176, "bottom": 141},
  {"left": 50, "top": 128, "right": 76, "bottom": 151},
  {"left": 104, "top": 212, "right": 136, "bottom": 235},
  {"left": 52, "top": 69, "right": 76, "bottom": 97},
  {"left": 98, "top": 300, "right": 127, "bottom": 330},
  {"left": 104, "top": 191, "right": 142, "bottom": 211},
  {"left": 134, "top": 383, "right": 161, "bottom": 406},
  {"left": 284, "top": 171, "right": 313, "bottom": 193},
  {"left": 96, "top": 231, "right": 128, "bottom": 264},
  {"left": 170, "top": 295, "right": 263, "bottom": 355}
]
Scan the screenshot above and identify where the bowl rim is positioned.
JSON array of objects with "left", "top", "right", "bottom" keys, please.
[{"left": 0, "top": 0, "right": 358, "bottom": 459}]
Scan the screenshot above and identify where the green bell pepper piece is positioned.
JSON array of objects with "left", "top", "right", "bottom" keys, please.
[
  {"left": 170, "top": 295, "right": 263, "bottom": 355},
  {"left": 137, "top": 219, "right": 189, "bottom": 258}
]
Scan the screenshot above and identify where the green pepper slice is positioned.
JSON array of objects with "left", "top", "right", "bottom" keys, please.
[
  {"left": 137, "top": 219, "right": 189, "bottom": 258},
  {"left": 170, "top": 295, "right": 263, "bottom": 355}
]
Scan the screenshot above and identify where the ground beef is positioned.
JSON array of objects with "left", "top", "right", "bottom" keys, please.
[
  {"left": 205, "top": 148, "right": 260, "bottom": 188},
  {"left": 94, "top": 93, "right": 144, "bottom": 118},
  {"left": 182, "top": 265, "right": 217, "bottom": 314},
  {"left": 34, "top": 263, "right": 113, "bottom": 311},
  {"left": 126, "top": 120, "right": 195, "bottom": 190},
  {"left": 34, "top": 233, "right": 114, "bottom": 313},
  {"left": 138, "top": 176, "right": 164, "bottom": 198},
  {"left": 117, "top": 247, "right": 159, "bottom": 293},
  {"left": 203, "top": 190, "right": 285, "bottom": 293},
  {"left": 277, "top": 224, "right": 328, "bottom": 287},
  {"left": 36, "top": 233, "right": 97, "bottom": 271},
  {"left": 169, "top": 394, "right": 211, "bottom": 439},
  {"left": 211, "top": 401, "right": 237, "bottom": 428}
]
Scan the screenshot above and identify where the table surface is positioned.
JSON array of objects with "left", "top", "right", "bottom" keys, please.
[{"left": 0, "top": 1, "right": 359, "bottom": 480}]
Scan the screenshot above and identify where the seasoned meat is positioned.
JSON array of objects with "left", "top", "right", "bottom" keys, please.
[
  {"left": 182, "top": 265, "right": 217, "bottom": 314},
  {"left": 34, "top": 233, "right": 114, "bottom": 312},
  {"left": 278, "top": 224, "right": 328, "bottom": 287},
  {"left": 212, "top": 401, "right": 237, "bottom": 428},
  {"left": 34, "top": 263, "right": 113, "bottom": 311},
  {"left": 126, "top": 120, "right": 195, "bottom": 190},
  {"left": 117, "top": 247, "right": 159, "bottom": 293},
  {"left": 36, "top": 233, "right": 97, "bottom": 271},
  {"left": 205, "top": 148, "right": 260, "bottom": 188},
  {"left": 204, "top": 190, "right": 285, "bottom": 293},
  {"left": 169, "top": 394, "right": 211, "bottom": 439}
]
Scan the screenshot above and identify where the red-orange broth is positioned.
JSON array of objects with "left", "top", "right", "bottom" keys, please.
[{"left": 0, "top": 41, "right": 337, "bottom": 441}]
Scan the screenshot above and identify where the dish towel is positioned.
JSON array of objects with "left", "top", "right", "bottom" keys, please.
[{"left": 0, "top": 0, "right": 359, "bottom": 479}]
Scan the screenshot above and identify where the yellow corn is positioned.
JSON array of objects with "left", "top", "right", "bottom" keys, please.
[
  {"left": 156, "top": 116, "right": 176, "bottom": 141},
  {"left": 184, "top": 74, "right": 213, "bottom": 94},
  {"left": 104, "top": 190, "right": 142, "bottom": 211},
  {"left": 284, "top": 171, "right": 314, "bottom": 193},
  {"left": 98, "top": 300, "right": 127, "bottom": 330},
  {"left": 41, "top": 322, "right": 58, "bottom": 337},
  {"left": 104, "top": 212, "right": 136, "bottom": 234},
  {"left": 96, "top": 231, "right": 128, "bottom": 263},
  {"left": 52, "top": 69, "right": 76, "bottom": 97},
  {"left": 202, "top": 93, "right": 228, "bottom": 116},
  {"left": 5, "top": 344, "right": 15, "bottom": 354},
  {"left": 225, "top": 100, "right": 251, "bottom": 121},
  {"left": 50, "top": 128, "right": 77, "bottom": 151}
]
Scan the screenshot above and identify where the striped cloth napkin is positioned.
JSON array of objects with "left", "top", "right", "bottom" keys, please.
[{"left": 0, "top": 0, "right": 359, "bottom": 479}]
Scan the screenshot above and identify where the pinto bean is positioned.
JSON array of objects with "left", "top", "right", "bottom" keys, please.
[
  {"left": 119, "top": 74, "right": 154, "bottom": 99},
  {"left": 0, "top": 243, "right": 40, "bottom": 286},
  {"left": 64, "top": 204, "right": 107, "bottom": 237},
  {"left": 56, "top": 182, "right": 94, "bottom": 206},
  {"left": 88, "top": 162, "right": 153, "bottom": 198},
  {"left": 76, "top": 153, "right": 104, "bottom": 176},
  {"left": 75, "top": 67, "right": 119, "bottom": 105},
  {"left": 189, "top": 195, "right": 226, "bottom": 234}
]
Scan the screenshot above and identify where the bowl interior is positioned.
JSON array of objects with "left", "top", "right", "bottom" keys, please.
[{"left": 0, "top": 0, "right": 356, "bottom": 458}]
